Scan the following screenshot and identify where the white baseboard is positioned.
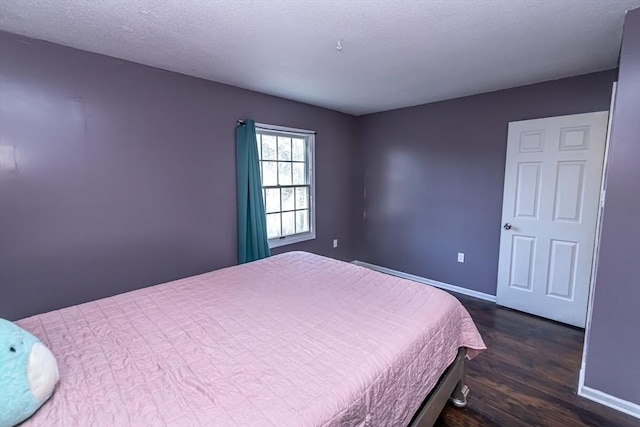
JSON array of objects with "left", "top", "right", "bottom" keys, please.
[
  {"left": 577, "top": 374, "right": 640, "bottom": 419},
  {"left": 351, "top": 260, "right": 496, "bottom": 303}
]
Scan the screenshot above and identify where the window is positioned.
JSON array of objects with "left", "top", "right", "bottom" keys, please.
[{"left": 255, "top": 123, "right": 315, "bottom": 248}]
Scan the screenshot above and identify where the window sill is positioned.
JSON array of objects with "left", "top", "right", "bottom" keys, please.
[{"left": 268, "top": 231, "right": 316, "bottom": 249}]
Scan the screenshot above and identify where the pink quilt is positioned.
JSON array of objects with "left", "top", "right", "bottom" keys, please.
[{"left": 17, "top": 251, "right": 485, "bottom": 426}]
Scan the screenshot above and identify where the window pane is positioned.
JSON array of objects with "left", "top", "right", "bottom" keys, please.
[
  {"left": 278, "top": 162, "right": 292, "bottom": 185},
  {"left": 281, "top": 187, "right": 294, "bottom": 211},
  {"left": 259, "top": 127, "right": 314, "bottom": 243},
  {"left": 265, "top": 188, "right": 280, "bottom": 213},
  {"left": 295, "top": 187, "right": 308, "bottom": 209},
  {"left": 277, "top": 137, "right": 291, "bottom": 161},
  {"left": 261, "top": 135, "right": 277, "bottom": 160},
  {"left": 292, "top": 138, "right": 305, "bottom": 161},
  {"left": 282, "top": 211, "right": 295, "bottom": 236},
  {"left": 256, "top": 134, "right": 261, "bottom": 160},
  {"left": 292, "top": 162, "right": 306, "bottom": 185},
  {"left": 296, "top": 210, "right": 309, "bottom": 233},
  {"left": 266, "top": 213, "right": 281, "bottom": 239},
  {"left": 262, "top": 161, "right": 277, "bottom": 186}
]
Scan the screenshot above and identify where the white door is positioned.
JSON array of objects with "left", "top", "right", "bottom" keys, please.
[{"left": 496, "top": 112, "right": 609, "bottom": 328}]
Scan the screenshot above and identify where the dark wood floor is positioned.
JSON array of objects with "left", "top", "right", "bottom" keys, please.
[{"left": 436, "top": 293, "right": 639, "bottom": 427}]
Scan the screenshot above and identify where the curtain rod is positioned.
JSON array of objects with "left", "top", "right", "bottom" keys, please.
[{"left": 236, "top": 120, "right": 316, "bottom": 135}]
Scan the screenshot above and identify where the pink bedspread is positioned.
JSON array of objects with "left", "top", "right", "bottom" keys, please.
[{"left": 18, "top": 251, "right": 485, "bottom": 426}]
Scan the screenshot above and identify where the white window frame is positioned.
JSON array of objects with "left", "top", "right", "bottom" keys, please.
[{"left": 255, "top": 122, "right": 316, "bottom": 249}]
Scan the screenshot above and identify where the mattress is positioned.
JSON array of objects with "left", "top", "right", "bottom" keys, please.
[{"left": 17, "top": 251, "right": 485, "bottom": 426}]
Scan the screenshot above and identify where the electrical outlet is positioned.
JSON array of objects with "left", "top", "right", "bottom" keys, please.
[
  {"left": 457, "top": 252, "right": 465, "bottom": 263},
  {"left": 333, "top": 239, "right": 338, "bottom": 248}
]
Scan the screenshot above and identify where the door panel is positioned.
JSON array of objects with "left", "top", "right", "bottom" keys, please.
[
  {"left": 497, "top": 112, "right": 609, "bottom": 327},
  {"left": 515, "top": 163, "right": 542, "bottom": 218},
  {"left": 546, "top": 239, "right": 578, "bottom": 299},
  {"left": 553, "top": 161, "right": 585, "bottom": 222},
  {"left": 509, "top": 235, "right": 536, "bottom": 290}
]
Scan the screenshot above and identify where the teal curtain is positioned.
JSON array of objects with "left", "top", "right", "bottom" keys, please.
[{"left": 236, "top": 119, "right": 270, "bottom": 263}]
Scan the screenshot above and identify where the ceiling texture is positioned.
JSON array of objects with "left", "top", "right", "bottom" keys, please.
[{"left": 1, "top": 0, "right": 638, "bottom": 115}]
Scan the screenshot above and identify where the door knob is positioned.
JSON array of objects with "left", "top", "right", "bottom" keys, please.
[{"left": 504, "top": 223, "right": 512, "bottom": 230}]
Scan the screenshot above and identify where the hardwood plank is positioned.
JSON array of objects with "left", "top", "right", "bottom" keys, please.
[{"left": 435, "top": 293, "right": 639, "bottom": 427}]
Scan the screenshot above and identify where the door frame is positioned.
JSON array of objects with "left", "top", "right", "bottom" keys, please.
[{"left": 575, "top": 82, "right": 638, "bottom": 416}]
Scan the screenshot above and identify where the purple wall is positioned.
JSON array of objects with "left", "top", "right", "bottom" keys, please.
[
  {"left": 0, "top": 32, "right": 358, "bottom": 320},
  {"left": 584, "top": 8, "right": 640, "bottom": 405},
  {"left": 355, "top": 70, "right": 617, "bottom": 296}
]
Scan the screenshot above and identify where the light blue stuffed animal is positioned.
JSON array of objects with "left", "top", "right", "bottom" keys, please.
[{"left": 0, "top": 319, "right": 59, "bottom": 427}]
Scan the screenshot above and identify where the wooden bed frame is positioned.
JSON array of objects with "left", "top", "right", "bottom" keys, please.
[{"left": 408, "top": 348, "right": 469, "bottom": 427}]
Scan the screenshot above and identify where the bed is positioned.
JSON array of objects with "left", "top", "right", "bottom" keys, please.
[{"left": 16, "top": 251, "right": 485, "bottom": 426}]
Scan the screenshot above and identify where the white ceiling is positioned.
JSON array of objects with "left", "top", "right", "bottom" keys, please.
[{"left": 1, "top": 1, "right": 638, "bottom": 115}]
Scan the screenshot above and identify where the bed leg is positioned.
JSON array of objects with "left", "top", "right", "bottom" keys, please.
[
  {"left": 450, "top": 381, "right": 469, "bottom": 408},
  {"left": 449, "top": 349, "right": 469, "bottom": 408},
  {"left": 450, "top": 356, "right": 468, "bottom": 408}
]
